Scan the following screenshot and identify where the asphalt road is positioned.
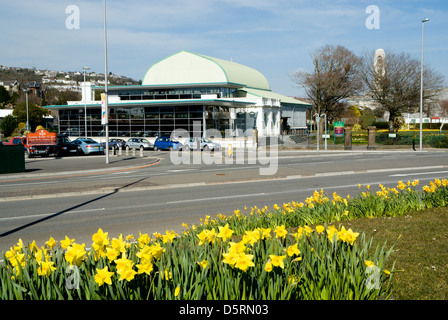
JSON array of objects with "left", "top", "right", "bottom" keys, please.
[{"left": 0, "top": 149, "right": 447, "bottom": 253}]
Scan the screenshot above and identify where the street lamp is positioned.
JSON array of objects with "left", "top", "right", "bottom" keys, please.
[
  {"left": 23, "top": 89, "right": 30, "bottom": 132},
  {"left": 314, "top": 113, "right": 328, "bottom": 151},
  {"left": 83, "top": 66, "right": 90, "bottom": 138},
  {"left": 419, "top": 17, "right": 429, "bottom": 152},
  {"left": 103, "top": 0, "right": 109, "bottom": 164}
]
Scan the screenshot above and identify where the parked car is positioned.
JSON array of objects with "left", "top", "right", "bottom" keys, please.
[
  {"left": 183, "top": 137, "right": 221, "bottom": 151},
  {"left": 100, "top": 138, "right": 127, "bottom": 150},
  {"left": 72, "top": 138, "right": 104, "bottom": 155},
  {"left": 63, "top": 128, "right": 81, "bottom": 136},
  {"left": 153, "top": 136, "right": 183, "bottom": 151},
  {"left": 125, "top": 138, "right": 153, "bottom": 150},
  {"left": 55, "top": 135, "right": 82, "bottom": 156}
]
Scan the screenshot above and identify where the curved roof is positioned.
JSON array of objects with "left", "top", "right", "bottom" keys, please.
[{"left": 142, "top": 51, "right": 271, "bottom": 90}]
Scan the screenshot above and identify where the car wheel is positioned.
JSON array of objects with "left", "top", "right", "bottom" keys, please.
[
  {"left": 140, "top": 145, "right": 144, "bottom": 152},
  {"left": 185, "top": 145, "right": 190, "bottom": 151},
  {"left": 203, "top": 145, "right": 210, "bottom": 151},
  {"left": 25, "top": 150, "right": 30, "bottom": 158}
]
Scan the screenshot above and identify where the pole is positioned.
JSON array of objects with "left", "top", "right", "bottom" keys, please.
[
  {"left": 314, "top": 114, "right": 320, "bottom": 151},
  {"left": 25, "top": 91, "right": 30, "bottom": 132},
  {"left": 420, "top": 18, "right": 429, "bottom": 152},
  {"left": 323, "top": 114, "right": 327, "bottom": 151},
  {"left": 104, "top": 0, "right": 109, "bottom": 164},
  {"left": 83, "top": 67, "right": 90, "bottom": 138}
]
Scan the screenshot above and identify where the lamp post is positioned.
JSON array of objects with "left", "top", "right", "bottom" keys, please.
[
  {"left": 83, "top": 66, "right": 90, "bottom": 138},
  {"left": 23, "top": 89, "right": 30, "bottom": 132},
  {"left": 314, "top": 113, "right": 320, "bottom": 151},
  {"left": 314, "top": 113, "right": 327, "bottom": 152},
  {"left": 419, "top": 18, "right": 429, "bottom": 152},
  {"left": 104, "top": 0, "right": 109, "bottom": 164}
]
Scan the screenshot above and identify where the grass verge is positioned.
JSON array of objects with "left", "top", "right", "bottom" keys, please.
[{"left": 335, "top": 207, "right": 448, "bottom": 300}]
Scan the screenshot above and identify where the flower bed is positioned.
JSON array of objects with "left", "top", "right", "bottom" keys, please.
[{"left": 1, "top": 179, "right": 447, "bottom": 300}]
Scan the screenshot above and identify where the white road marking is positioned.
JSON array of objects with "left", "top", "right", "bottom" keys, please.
[{"left": 0, "top": 208, "right": 106, "bottom": 222}]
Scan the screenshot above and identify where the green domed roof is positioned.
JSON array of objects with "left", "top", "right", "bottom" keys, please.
[{"left": 142, "top": 51, "right": 271, "bottom": 90}]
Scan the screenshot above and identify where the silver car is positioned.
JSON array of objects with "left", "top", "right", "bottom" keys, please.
[
  {"left": 183, "top": 137, "right": 221, "bottom": 151},
  {"left": 125, "top": 138, "right": 153, "bottom": 150},
  {"left": 72, "top": 138, "right": 105, "bottom": 155}
]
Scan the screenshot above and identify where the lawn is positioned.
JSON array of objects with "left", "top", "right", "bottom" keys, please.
[{"left": 338, "top": 207, "right": 448, "bottom": 300}]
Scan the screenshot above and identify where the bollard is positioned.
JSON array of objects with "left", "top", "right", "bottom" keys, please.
[
  {"left": 119, "top": 146, "right": 122, "bottom": 156},
  {"left": 132, "top": 148, "right": 136, "bottom": 156},
  {"left": 126, "top": 146, "right": 129, "bottom": 156},
  {"left": 140, "top": 147, "right": 144, "bottom": 157}
]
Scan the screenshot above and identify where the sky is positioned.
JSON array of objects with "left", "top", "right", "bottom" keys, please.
[{"left": 1, "top": 0, "right": 447, "bottom": 97}]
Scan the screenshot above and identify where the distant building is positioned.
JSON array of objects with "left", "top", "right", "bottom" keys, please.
[{"left": 44, "top": 51, "right": 311, "bottom": 139}]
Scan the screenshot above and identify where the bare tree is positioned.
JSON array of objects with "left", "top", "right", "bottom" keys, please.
[
  {"left": 361, "top": 50, "right": 445, "bottom": 132},
  {"left": 439, "top": 99, "right": 448, "bottom": 118},
  {"left": 293, "top": 45, "right": 363, "bottom": 123}
]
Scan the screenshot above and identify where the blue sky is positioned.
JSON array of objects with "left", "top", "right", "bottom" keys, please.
[{"left": 1, "top": 0, "right": 447, "bottom": 97}]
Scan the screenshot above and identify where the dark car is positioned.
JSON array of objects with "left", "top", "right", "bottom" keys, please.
[{"left": 55, "top": 135, "right": 82, "bottom": 156}]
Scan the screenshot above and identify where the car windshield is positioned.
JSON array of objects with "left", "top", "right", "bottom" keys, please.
[
  {"left": 83, "top": 139, "right": 97, "bottom": 143},
  {"left": 141, "top": 139, "right": 150, "bottom": 143},
  {"left": 170, "top": 138, "right": 179, "bottom": 143},
  {"left": 58, "top": 137, "right": 71, "bottom": 143},
  {"left": 202, "top": 138, "right": 213, "bottom": 143}
]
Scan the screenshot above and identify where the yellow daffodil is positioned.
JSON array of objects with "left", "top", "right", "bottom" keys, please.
[
  {"left": 174, "top": 285, "right": 181, "bottom": 297},
  {"left": 315, "top": 225, "right": 325, "bottom": 233},
  {"left": 45, "top": 237, "right": 57, "bottom": 249},
  {"left": 217, "top": 224, "right": 234, "bottom": 242},
  {"left": 286, "top": 243, "right": 301, "bottom": 257},
  {"left": 136, "top": 260, "right": 154, "bottom": 275},
  {"left": 364, "top": 260, "right": 375, "bottom": 268},
  {"left": 265, "top": 261, "right": 273, "bottom": 272},
  {"left": 60, "top": 236, "right": 75, "bottom": 249},
  {"left": 197, "top": 260, "right": 208, "bottom": 270},
  {"left": 64, "top": 243, "right": 86, "bottom": 266},
  {"left": 274, "top": 225, "right": 288, "bottom": 239},
  {"left": 235, "top": 253, "right": 255, "bottom": 272},
  {"left": 28, "top": 240, "right": 38, "bottom": 253},
  {"left": 37, "top": 260, "right": 56, "bottom": 277},
  {"left": 138, "top": 232, "right": 150, "bottom": 247},
  {"left": 149, "top": 243, "right": 165, "bottom": 260},
  {"left": 92, "top": 228, "right": 109, "bottom": 247},
  {"left": 94, "top": 266, "right": 114, "bottom": 286},
  {"left": 111, "top": 235, "right": 126, "bottom": 254},
  {"left": 269, "top": 255, "right": 286, "bottom": 269},
  {"left": 222, "top": 250, "right": 240, "bottom": 267}
]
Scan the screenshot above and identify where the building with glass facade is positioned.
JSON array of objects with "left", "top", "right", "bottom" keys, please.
[{"left": 44, "top": 51, "right": 311, "bottom": 141}]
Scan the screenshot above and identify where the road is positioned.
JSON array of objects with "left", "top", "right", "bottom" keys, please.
[{"left": 0, "top": 149, "right": 447, "bottom": 253}]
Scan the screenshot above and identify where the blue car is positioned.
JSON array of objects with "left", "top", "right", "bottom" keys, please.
[
  {"left": 153, "top": 137, "right": 183, "bottom": 151},
  {"left": 72, "top": 138, "right": 105, "bottom": 155}
]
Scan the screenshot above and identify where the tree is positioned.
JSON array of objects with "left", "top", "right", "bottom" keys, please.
[
  {"left": 0, "top": 86, "right": 10, "bottom": 106},
  {"left": 360, "top": 50, "right": 445, "bottom": 132},
  {"left": 440, "top": 99, "right": 448, "bottom": 118},
  {"left": 359, "top": 108, "right": 376, "bottom": 129},
  {"left": 12, "top": 102, "right": 49, "bottom": 131},
  {"left": 293, "top": 45, "right": 363, "bottom": 123},
  {"left": 0, "top": 114, "right": 18, "bottom": 137}
]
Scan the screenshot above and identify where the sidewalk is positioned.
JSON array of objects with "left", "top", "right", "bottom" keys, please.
[{"left": 0, "top": 154, "right": 160, "bottom": 180}]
